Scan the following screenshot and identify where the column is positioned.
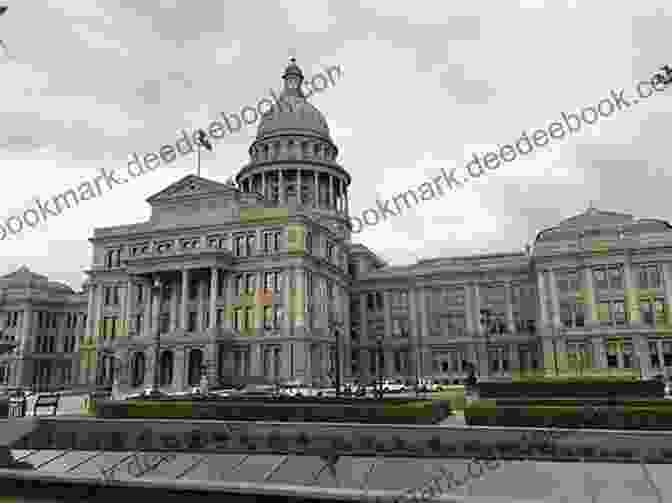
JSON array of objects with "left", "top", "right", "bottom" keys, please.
[
  {"left": 86, "top": 284, "right": 95, "bottom": 341},
  {"left": 583, "top": 266, "right": 598, "bottom": 326},
  {"left": 504, "top": 281, "right": 516, "bottom": 333},
  {"left": 180, "top": 269, "right": 189, "bottom": 331},
  {"left": 314, "top": 171, "right": 319, "bottom": 209},
  {"left": 634, "top": 334, "right": 652, "bottom": 379},
  {"left": 408, "top": 288, "right": 419, "bottom": 383},
  {"left": 344, "top": 186, "right": 349, "bottom": 216},
  {"left": 297, "top": 168, "right": 302, "bottom": 204},
  {"left": 209, "top": 268, "right": 218, "bottom": 330},
  {"left": 119, "top": 282, "right": 127, "bottom": 328},
  {"left": 126, "top": 279, "right": 134, "bottom": 333},
  {"left": 261, "top": 171, "right": 266, "bottom": 199},
  {"left": 143, "top": 282, "right": 152, "bottom": 337},
  {"left": 199, "top": 278, "right": 208, "bottom": 331},
  {"left": 152, "top": 281, "right": 160, "bottom": 335},
  {"left": 360, "top": 293, "right": 370, "bottom": 381},
  {"left": 464, "top": 284, "right": 474, "bottom": 333},
  {"left": 548, "top": 271, "right": 562, "bottom": 328},
  {"left": 170, "top": 278, "right": 179, "bottom": 332},
  {"left": 278, "top": 169, "right": 284, "bottom": 205},
  {"left": 283, "top": 269, "right": 293, "bottom": 337},
  {"left": 174, "top": 348, "right": 185, "bottom": 391},
  {"left": 250, "top": 344, "right": 262, "bottom": 377},
  {"left": 225, "top": 275, "right": 234, "bottom": 330},
  {"left": 473, "top": 283, "right": 488, "bottom": 377},
  {"left": 329, "top": 174, "right": 334, "bottom": 210},
  {"left": 662, "top": 263, "right": 672, "bottom": 326},
  {"left": 383, "top": 291, "right": 392, "bottom": 340},
  {"left": 537, "top": 271, "right": 549, "bottom": 328},
  {"left": 592, "top": 336, "right": 607, "bottom": 369},
  {"left": 342, "top": 288, "right": 351, "bottom": 379},
  {"left": 295, "top": 268, "right": 305, "bottom": 329},
  {"left": 624, "top": 257, "right": 642, "bottom": 325}
]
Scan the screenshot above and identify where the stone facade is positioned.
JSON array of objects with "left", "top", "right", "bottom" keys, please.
[
  {"left": 0, "top": 267, "right": 87, "bottom": 389},
  {"left": 5, "top": 61, "right": 672, "bottom": 393}
]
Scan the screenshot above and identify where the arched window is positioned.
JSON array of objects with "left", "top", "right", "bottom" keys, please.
[
  {"left": 160, "top": 351, "right": 174, "bottom": 386},
  {"left": 188, "top": 349, "right": 204, "bottom": 386},
  {"left": 131, "top": 352, "right": 145, "bottom": 387}
]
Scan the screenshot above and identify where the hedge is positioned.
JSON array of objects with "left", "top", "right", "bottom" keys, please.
[
  {"left": 476, "top": 381, "right": 664, "bottom": 399},
  {"left": 465, "top": 400, "right": 672, "bottom": 429},
  {"left": 95, "top": 398, "right": 453, "bottom": 424}
]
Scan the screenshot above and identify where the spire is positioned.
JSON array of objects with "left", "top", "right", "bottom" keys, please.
[{"left": 282, "top": 56, "right": 304, "bottom": 98}]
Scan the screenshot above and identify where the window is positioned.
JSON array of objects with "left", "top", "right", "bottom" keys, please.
[
  {"left": 235, "top": 275, "right": 244, "bottom": 295},
  {"left": 593, "top": 269, "right": 608, "bottom": 290},
  {"left": 136, "top": 285, "right": 144, "bottom": 304},
  {"left": 612, "top": 301, "right": 626, "bottom": 326},
  {"left": 264, "top": 306, "right": 273, "bottom": 329},
  {"left": 160, "top": 313, "right": 170, "bottom": 333},
  {"left": 306, "top": 233, "right": 312, "bottom": 254},
  {"left": 640, "top": 264, "right": 662, "bottom": 289},
  {"left": 608, "top": 266, "right": 623, "bottom": 290},
  {"left": 305, "top": 271, "right": 313, "bottom": 296},
  {"left": 234, "top": 236, "right": 245, "bottom": 257},
  {"left": 245, "top": 307, "right": 254, "bottom": 331},
  {"left": 327, "top": 281, "right": 334, "bottom": 299},
  {"left": 264, "top": 272, "right": 280, "bottom": 292},
  {"left": 622, "top": 342, "right": 633, "bottom": 368},
  {"left": 664, "top": 342, "right": 672, "bottom": 367},
  {"left": 326, "top": 242, "right": 334, "bottom": 261},
  {"left": 188, "top": 312, "right": 197, "bottom": 332},
  {"left": 367, "top": 294, "right": 375, "bottom": 311},
  {"left": 189, "top": 281, "right": 199, "bottom": 300},
  {"left": 263, "top": 231, "right": 281, "bottom": 253},
  {"left": 598, "top": 302, "right": 610, "bottom": 325},
  {"left": 234, "top": 308, "right": 243, "bottom": 331},
  {"left": 650, "top": 342, "right": 661, "bottom": 368},
  {"left": 245, "top": 273, "right": 256, "bottom": 294},
  {"left": 246, "top": 234, "right": 256, "bottom": 255}
]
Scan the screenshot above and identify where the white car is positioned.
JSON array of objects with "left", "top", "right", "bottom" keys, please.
[
  {"left": 279, "top": 382, "right": 325, "bottom": 398},
  {"left": 381, "top": 380, "right": 407, "bottom": 393}
]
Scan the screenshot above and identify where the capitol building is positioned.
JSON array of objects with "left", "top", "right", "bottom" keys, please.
[{"left": 1, "top": 60, "right": 672, "bottom": 392}]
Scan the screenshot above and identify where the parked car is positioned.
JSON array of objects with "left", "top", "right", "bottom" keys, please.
[
  {"left": 236, "top": 384, "right": 279, "bottom": 398},
  {"left": 342, "top": 382, "right": 366, "bottom": 397},
  {"left": 381, "top": 380, "right": 407, "bottom": 393},
  {"left": 279, "top": 382, "right": 325, "bottom": 398}
]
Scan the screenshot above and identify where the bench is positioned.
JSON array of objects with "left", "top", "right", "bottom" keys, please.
[{"left": 33, "top": 393, "right": 60, "bottom": 416}]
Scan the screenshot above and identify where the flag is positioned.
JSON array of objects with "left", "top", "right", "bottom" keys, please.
[{"left": 195, "top": 129, "right": 213, "bottom": 151}]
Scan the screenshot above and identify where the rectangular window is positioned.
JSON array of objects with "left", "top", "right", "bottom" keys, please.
[
  {"left": 246, "top": 234, "right": 256, "bottom": 256},
  {"left": 650, "top": 341, "right": 661, "bottom": 368},
  {"left": 188, "top": 312, "right": 197, "bottom": 332},
  {"left": 245, "top": 307, "right": 254, "bottom": 330},
  {"left": 234, "top": 309, "right": 243, "bottom": 331},
  {"left": 216, "top": 308, "right": 224, "bottom": 328},
  {"left": 641, "top": 302, "right": 655, "bottom": 325},
  {"left": 560, "top": 302, "right": 572, "bottom": 327},
  {"left": 594, "top": 269, "right": 608, "bottom": 290},
  {"left": 326, "top": 242, "right": 334, "bottom": 261},
  {"left": 234, "top": 236, "right": 245, "bottom": 257},
  {"left": 608, "top": 266, "right": 623, "bottom": 290},
  {"left": 245, "top": 273, "right": 256, "bottom": 294},
  {"left": 263, "top": 232, "right": 273, "bottom": 253},
  {"left": 656, "top": 300, "right": 667, "bottom": 326},
  {"left": 306, "top": 233, "right": 312, "bottom": 254},
  {"left": 189, "top": 281, "right": 199, "bottom": 300},
  {"left": 612, "top": 301, "right": 626, "bottom": 325},
  {"left": 598, "top": 302, "right": 610, "bottom": 325},
  {"left": 235, "top": 275, "right": 244, "bottom": 296},
  {"left": 264, "top": 306, "right": 273, "bottom": 330}
]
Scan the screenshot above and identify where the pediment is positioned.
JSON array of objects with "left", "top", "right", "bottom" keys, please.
[
  {"left": 146, "top": 174, "right": 235, "bottom": 204},
  {"left": 556, "top": 209, "right": 634, "bottom": 231}
]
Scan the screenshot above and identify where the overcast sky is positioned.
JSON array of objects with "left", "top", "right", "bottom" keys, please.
[{"left": 0, "top": 1, "right": 669, "bottom": 290}]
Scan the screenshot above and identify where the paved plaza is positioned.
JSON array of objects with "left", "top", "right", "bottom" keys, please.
[{"left": 2, "top": 447, "right": 670, "bottom": 502}]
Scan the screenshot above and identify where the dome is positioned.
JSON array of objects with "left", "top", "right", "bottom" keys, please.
[
  {"left": 257, "top": 95, "right": 330, "bottom": 139},
  {"left": 256, "top": 59, "right": 331, "bottom": 141}
]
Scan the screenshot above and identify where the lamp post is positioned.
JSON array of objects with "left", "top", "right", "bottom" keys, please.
[
  {"left": 375, "top": 333, "right": 384, "bottom": 400},
  {"left": 148, "top": 276, "right": 163, "bottom": 398}
]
